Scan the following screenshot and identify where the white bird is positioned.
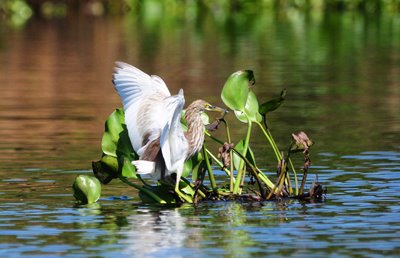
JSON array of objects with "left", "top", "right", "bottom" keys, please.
[{"left": 112, "top": 62, "right": 225, "bottom": 202}]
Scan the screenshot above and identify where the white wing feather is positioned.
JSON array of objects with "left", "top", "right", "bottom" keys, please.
[
  {"left": 113, "top": 61, "right": 170, "bottom": 109},
  {"left": 160, "top": 89, "right": 188, "bottom": 172},
  {"left": 112, "top": 62, "right": 189, "bottom": 181},
  {"left": 112, "top": 62, "right": 172, "bottom": 152}
]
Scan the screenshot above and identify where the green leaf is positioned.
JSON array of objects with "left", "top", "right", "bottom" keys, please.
[
  {"left": 97, "top": 109, "right": 138, "bottom": 180},
  {"left": 191, "top": 159, "right": 205, "bottom": 182},
  {"left": 101, "top": 109, "right": 125, "bottom": 156},
  {"left": 179, "top": 179, "right": 195, "bottom": 197},
  {"left": 121, "top": 156, "right": 137, "bottom": 178},
  {"left": 183, "top": 158, "right": 193, "bottom": 178},
  {"left": 72, "top": 175, "right": 101, "bottom": 204},
  {"left": 259, "top": 89, "right": 286, "bottom": 115},
  {"left": 183, "top": 152, "right": 202, "bottom": 178},
  {"left": 234, "top": 91, "right": 262, "bottom": 123},
  {"left": 92, "top": 155, "right": 119, "bottom": 184},
  {"left": 232, "top": 139, "right": 257, "bottom": 170},
  {"left": 221, "top": 70, "right": 255, "bottom": 111}
]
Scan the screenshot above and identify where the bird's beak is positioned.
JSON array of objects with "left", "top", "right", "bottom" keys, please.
[{"left": 207, "top": 105, "right": 228, "bottom": 114}]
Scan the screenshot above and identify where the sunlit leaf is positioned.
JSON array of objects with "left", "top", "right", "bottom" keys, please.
[
  {"left": 259, "top": 89, "right": 286, "bottom": 115},
  {"left": 179, "top": 179, "right": 195, "bottom": 197},
  {"left": 234, "top": 91, "right": 262, "bottom": 123},
  {"left": 72, "top": 175, "right": 101, "bottom": 204},
  {"left": 95, "top": 109, "right": 138, "bottom": 180},
  {"left": 221, "top": 70, "right": 255, "bottom": 111},
  {"left": 121, "top": 156, "right": 136, "bottom": 178}
]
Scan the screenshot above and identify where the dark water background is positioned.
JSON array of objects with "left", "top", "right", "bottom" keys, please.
[{"left": 0, "top": 9, "right": 399, "bottom": 257}]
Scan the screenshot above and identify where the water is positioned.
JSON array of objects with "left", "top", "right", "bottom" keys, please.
[{"left": 1, "top": 10, "right": 400, "bottom": 257}]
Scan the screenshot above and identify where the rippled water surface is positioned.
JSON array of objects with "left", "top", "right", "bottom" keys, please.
[{"left": 0, "top": 10, "right": 399, "bottom": 257}]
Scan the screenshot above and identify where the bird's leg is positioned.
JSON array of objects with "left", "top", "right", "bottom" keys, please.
[{"left": 174, "top": 166, "right": 193, "bottom": 203}]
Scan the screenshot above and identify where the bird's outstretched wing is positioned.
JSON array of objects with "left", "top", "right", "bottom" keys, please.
[
  {"left": 112, "top": 62, "right": 172, "bottom": 152},
  {"left": 160, "top": 89, "right": 188, "bottom": 172},
  {"left": 112, "top": 61, "right": 170, "bottom": 109}
]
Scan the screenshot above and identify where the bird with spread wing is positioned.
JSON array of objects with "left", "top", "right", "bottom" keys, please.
[{"left": 112, "top": 62, "right": 225, "bottom": 202}]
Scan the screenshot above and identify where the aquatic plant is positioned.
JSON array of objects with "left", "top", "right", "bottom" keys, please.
[{"left": 76, "top": 69, "right": 325, "bottom": 205}]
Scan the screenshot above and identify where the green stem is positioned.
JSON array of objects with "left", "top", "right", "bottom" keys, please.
[
  {"left": 205, "top": 148, "right": 235, "bottom": 183},
  {"left": 223, "top": 119, "right": 234, "bottom": 192},
  {"left": 285, "top": 145, "right": 299, "bottom": 196},
  {"left": 118, "top": 176, "right": 166, "bottom": 204},
  {"left": 288, "top": 158, "right": 298, "bottom": 195},
  {"left": 206, "top": 132, "right": 275, "bottom": 190},
  {"left": 255, "top": 121, "right": 281, "bottom": 161},
  {"left": 257, "top": 121, "right": 299, "bottom": 195},
  {"left": 202, "top": 144, "right": 217, "bottom": 191},
  {"left": 233, "top": 120, "right": 252, "bottom": 194}
]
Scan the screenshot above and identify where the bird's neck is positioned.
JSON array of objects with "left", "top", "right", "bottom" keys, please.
[{"left": 184, "top": 110, "right": 205, "bottom": 158}]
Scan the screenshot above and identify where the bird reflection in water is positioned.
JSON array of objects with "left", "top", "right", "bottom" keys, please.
[{"left": 121, "top": 208, "right": 201, "bottom": 256}]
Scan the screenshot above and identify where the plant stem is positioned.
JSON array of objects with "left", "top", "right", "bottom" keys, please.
[
  {"left": 220, "top": 119, "right": 235, "bottom": 192},
  {"left": 205, "top": 148, "right": 235, "bottom": 183},
  {"left": 256, "top": 121, "right": 299, "bottom": 195},
  {"left": 202, "top": 144, "right": 217, "bottom": 191},
  {"left": 206, "top": 132, "right": 275, "bottom": 190},
  {"left": 285, "top": 146, "right": 299, "bottom": 195},
  {"left": 118, "top": 176, "right": 166, "bottom": 204},
  {"left": 255, "top": 121, "right": 281, "bottom": 161},
  {"left": 233, "top": 120, "right": 252, "bottom": 194}
]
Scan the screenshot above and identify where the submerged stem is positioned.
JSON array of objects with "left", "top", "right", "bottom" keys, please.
[{"left": 118, "top": 176, "right": 166, "bottom": 204}]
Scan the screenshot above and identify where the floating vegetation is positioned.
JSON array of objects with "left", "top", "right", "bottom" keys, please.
[{"left": 74, "top": 67, "right": 327, "bottom": 205}]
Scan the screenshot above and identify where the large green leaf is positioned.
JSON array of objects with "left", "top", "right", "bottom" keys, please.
[
  {"left": 72, "top": 175, "right": 101, "bottom": 204},
  {"left": 101, "top": 109, "right": 125, "bottom": 156},
  {"left": 93, "top": 109, "right": 139, "bottom": 182},
  {"left": 101, "top": 109, "right": 137, "bottom": 161},
  {"left": 234, "top": 91, "right": 262, "bottom": 123},
  {"left": 232, "top": 139, "right": 257, "bottom": 170},
  {"left": 221, "top": 70, "right": 255, "bottom": 111}
]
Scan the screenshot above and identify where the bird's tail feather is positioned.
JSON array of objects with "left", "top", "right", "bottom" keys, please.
[{"left": 132, "top": 160, "right": 156, "bottom": 175}]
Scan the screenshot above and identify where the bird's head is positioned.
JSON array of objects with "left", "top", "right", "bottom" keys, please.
[{"left": 189, "top": 99, "right": 227, "bottom": 114}]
